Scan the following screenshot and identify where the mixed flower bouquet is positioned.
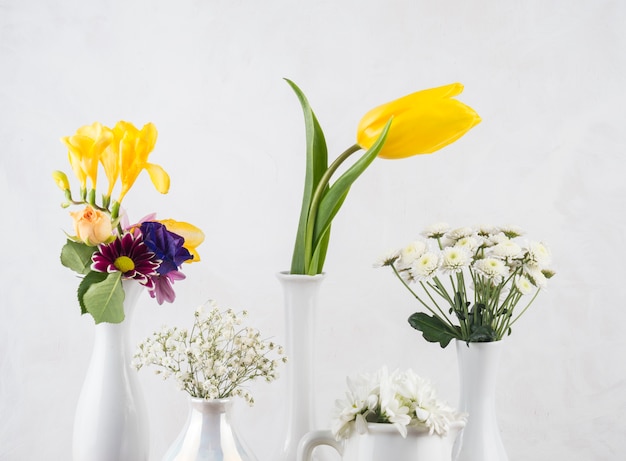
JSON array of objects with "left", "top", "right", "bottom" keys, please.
[
  {"left": 286, "top": 80, "right": 481, "bottom": 275},
  {"left": 376, "top": 223, "right": 555, "bottom": 347},
  {"left": 133, "top": 301, "right": 287, "bottom": 405},
  {"left": 331, "top": 367, "right": 464, "bottom": 440},
  {"left": 53, "top": 121, "right": 204, "bottom": 324}
]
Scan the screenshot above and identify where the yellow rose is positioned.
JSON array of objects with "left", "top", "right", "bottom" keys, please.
[{"left": 70, "top": 205, "right": 113, "bottom": 245}]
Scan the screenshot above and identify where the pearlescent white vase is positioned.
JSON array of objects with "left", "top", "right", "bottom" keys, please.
[
  {"left": 72, "top": 280, "right": 149, "bottom": 461},
  {"left": 297, "top": 422, "right": 464, "bottom": 461},
  {"left": 162, "top": 398, "right": 257, "bottom": 461},
  {"left": 452, "top": 340, "right": 509, "bottom": 461},
  {"left": 275, "top": 271, "right": 325, "bottom": 461}
]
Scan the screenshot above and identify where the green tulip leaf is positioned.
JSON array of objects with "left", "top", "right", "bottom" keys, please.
[
  {"left": 312, "top": 120, "right": 392, "bottom": 256},
  {"left": 80, "top": 271, "right": 125, "bottom": 324},
  {"left": 285, "top": 79, "right": 328, "bottom": 275},
  {"left": 61, "top": 239, "right": 96, "bottom": 275},
  {"left": 408, "top": 312, "right": 460, "bottom": 348}
]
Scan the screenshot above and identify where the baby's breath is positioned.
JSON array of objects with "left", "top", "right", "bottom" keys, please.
[{"left": 133, "top": 302, "right": 286, "bottom": 405}]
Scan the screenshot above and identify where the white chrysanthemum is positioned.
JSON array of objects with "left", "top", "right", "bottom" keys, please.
[
  {"left": 476, "top": 224, "right": 498, "bottom": 237},
  {"left": 524, "top": 263, "right": 548, "bottom": 288},
  {"left": 397, "top": 240, "right": 428, "bottom": 269},
  {"left": 446, "top": 226, "right": 475, "bottom": 242},
  {"left": 441, "top": 247, "right": 471, "bottom": 273},
  {"left": 515, "top": 276, "right": 534, "bottom": 295},
  {"left": 421, "top": 222, "right": 450, "bottom": 239},
  {"left": 528, "top": 241, "right": 551, "bottom": 266},
  {"left": 373, "top": 249, "right": 400, "bottom": 268},
  {"left": 498, "top": 224, "right": 525, "bottom": 239},
  {"left": 455, "top": 236, "right": 479, "bottom": 253},
  {"left": 487, "top": 232, "right": 509, "bottom": 246},
  {"left": 474, "top": 257, "right": 509, "bottom": 281},
  {"left": 409, "top": 252, "right": 440, "bottom": 280},
  {"left": 490, "top": 240, "right": 522, "bottom": 259}
]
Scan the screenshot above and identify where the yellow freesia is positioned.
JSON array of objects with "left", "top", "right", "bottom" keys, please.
[
  {"left": 114, "top": 121, "right": 170, "bottom": 203},
  {"left": 356, "top": 83, "right": 481, "bottom": 159},
  {"left": 61, "top": 122, "right": 114, "bottom": 189},
  {"left": 52, "top": 170, "right": 70, "bottom": 191},
  {"left": 159, "top": 219, "right": 205, "bottom": 262}
]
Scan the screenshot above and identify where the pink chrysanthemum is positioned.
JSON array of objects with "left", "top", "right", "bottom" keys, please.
[{"left": 92, "top": 232, "right": 160, "bottom": 289}]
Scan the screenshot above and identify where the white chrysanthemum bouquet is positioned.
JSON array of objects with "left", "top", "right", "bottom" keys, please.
[
  {"left": 376, "top": 223, "right": 555, "bottom": 347},
  {"left": 331, "top": 367, "right": 465, "bottom": 440},
  {"left": 133, "top": 301, "right": 286, "bottom": 405}
]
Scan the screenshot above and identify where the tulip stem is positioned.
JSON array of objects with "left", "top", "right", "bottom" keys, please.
[{"left": 303, "top": 143, "right": 362, "bottom": 273}]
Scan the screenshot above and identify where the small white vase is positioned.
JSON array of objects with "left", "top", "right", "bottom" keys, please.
[
  {"left": 72, "top": 280, "right": 149, "bottom": 461},
  {"left": 162, "top": 398, "right": 257, "bottom": 461},
  {"left": 452, "top": 340, "right": 509, "bottom": 461},
  {"left": 275, "top": 271, "right": 325, "bottom": 461},
  {"left": 298, "top": 422, "right": 464, "bottom": 461}
]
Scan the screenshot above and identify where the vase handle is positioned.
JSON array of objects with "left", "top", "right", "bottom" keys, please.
[{"left": 297, "top": 430, "right": 343, "bottom": 461}]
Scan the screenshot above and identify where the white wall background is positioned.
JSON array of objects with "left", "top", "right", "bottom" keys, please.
[{"left": 1, "top": 0, "right": 625, "bottom": 459}]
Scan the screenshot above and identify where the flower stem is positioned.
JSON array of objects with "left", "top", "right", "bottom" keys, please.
[{"left": 303, "top": 143, "right": 362, "bottom": 274}]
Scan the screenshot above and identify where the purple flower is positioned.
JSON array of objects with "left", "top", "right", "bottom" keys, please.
[
  {"left": 91, "top": 232, "right": 160, "bottom": 289},
  {"left": 149, "top": 271, "right": 186, "bottom": 305},
  {"left": 139, "top": 221, "right": 193, "bottom": 275}
]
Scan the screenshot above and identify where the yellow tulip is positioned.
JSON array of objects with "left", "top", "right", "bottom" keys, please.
[
  {"left": 159, "top": 219, "right": 205, "bottom": 263},
  {"left": 356, "top": 83, "right": 481, "bottom": 159},
  {"left": 61, "top": 122, "right": 114, "bottom": 189},
  {"left": 114, "top": 121, "right": 170, "bottom": 203}
]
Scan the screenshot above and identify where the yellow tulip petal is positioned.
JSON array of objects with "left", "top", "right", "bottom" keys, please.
[{"left": 356, "top": 83, "right": 481, "bottom": 159}]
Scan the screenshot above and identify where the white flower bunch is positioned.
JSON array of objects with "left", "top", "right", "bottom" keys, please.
[
  {"left": 376, "top": 223, "right": 555, "bottom": 346},
  {"left": 133, "top": 301, "right": 287, "bottom": 405},
  {"left": 331, "top": 367, "right": 464, "bottom": 440}
]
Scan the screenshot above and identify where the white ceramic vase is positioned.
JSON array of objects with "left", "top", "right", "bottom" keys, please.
[
  {"left": 72, "top": 280, "right": 149, "bottom": 461},
  {"left": 452, "top": 340, "right": 509, "bottom": 461},
  {"left": 297, "top": 422, "right": 464, "bottom": 461},
  {"left": 162, "top": 397, "right": 257, "bottom": 461},
  {"left": 275, "top": 271, "right": 325, "bottom": 461}
]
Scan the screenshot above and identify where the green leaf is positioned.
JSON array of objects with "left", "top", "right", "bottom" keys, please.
[
  {"left": 80, "top": 271, "right": 125, "bottom": 324},
  {"left": 408, "top": 312, "right": 460, "bottom": 348},
  {"left": 468, "top": 324, "right": 497, "bottom": 343},
  {"left": 311, "top": 120, "right": 392, "bottom": 260},
  {"left": 285, "top": 79, "right": 328, "bottom": 275},
  {"left": 77, "top": 270, "right": 108, "bottom": 315},
  {"left": 61, "top": 239, "right": 96, "bottom": 275}
]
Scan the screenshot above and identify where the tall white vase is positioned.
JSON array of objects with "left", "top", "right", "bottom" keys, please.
[
  {"left": 275, "top": 271, "right": 326, "bottom": 461},
  {"left": 452, "top": 340, "right": 509, "bottom": 461},
  {"left": 72, "top": 280, "right": 149, "bottom": 461}
]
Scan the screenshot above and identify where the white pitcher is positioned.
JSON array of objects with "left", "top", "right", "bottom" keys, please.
[{"left": 297, "top": 422, "right": 464, "bottom": 461}]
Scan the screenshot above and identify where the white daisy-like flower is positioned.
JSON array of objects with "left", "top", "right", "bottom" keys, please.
[
  {"left": 490, "top": 240, "right": 522, "bottom": 259},
  {"left": 487, "top": 232, "right": 509, "bottom": 246},
  {"left": 515, "top": 276, "right": 534, "bottom": 295},
  {"left": 498, "top": 224, "right": 525, "bottom": 239},
  {"left": 473, "top": 257, "right": 509, "bottom": 281},
  {"left": 409, "top": 252, "right": 440, "bottom": 280},
  {"left": 441, "top": 247, "right": 471, "bottom": 273},
  {"left": 524, "top": 263, "right": 548, "bottom": 288},
  {"left": 421, "top": 222, "right": 450, "bottom": 239},
  {"left": 373, "top": 249, "right": 400, "bottom": 268},
  {"left": 396, "top": 240, "right": 428, "bottom": 269},
  {"left": 454, "top": 236, "right": 480, "bottom": 252},
  {"left": 446, "top": 226, "right": 475, "bottom": 242},
  {"left": 476, "top": 224, "right": 498, "bottom": 237},
  {"left": 528, "top": 241, "right": 551, "bottom": 266}
]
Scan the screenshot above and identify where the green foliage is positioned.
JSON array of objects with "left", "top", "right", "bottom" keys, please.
[
  {"left": 286, "top": 79, "right": 391, "bottom": 275},
  {"left": 60, "top": 239, "right": 96, "bottom": 275},
  {"left": 408, "top": 312, "right": 460, "bottom": 348},
  {"left": 78, "top": 271, "right": 125, "bottom": 324}
]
